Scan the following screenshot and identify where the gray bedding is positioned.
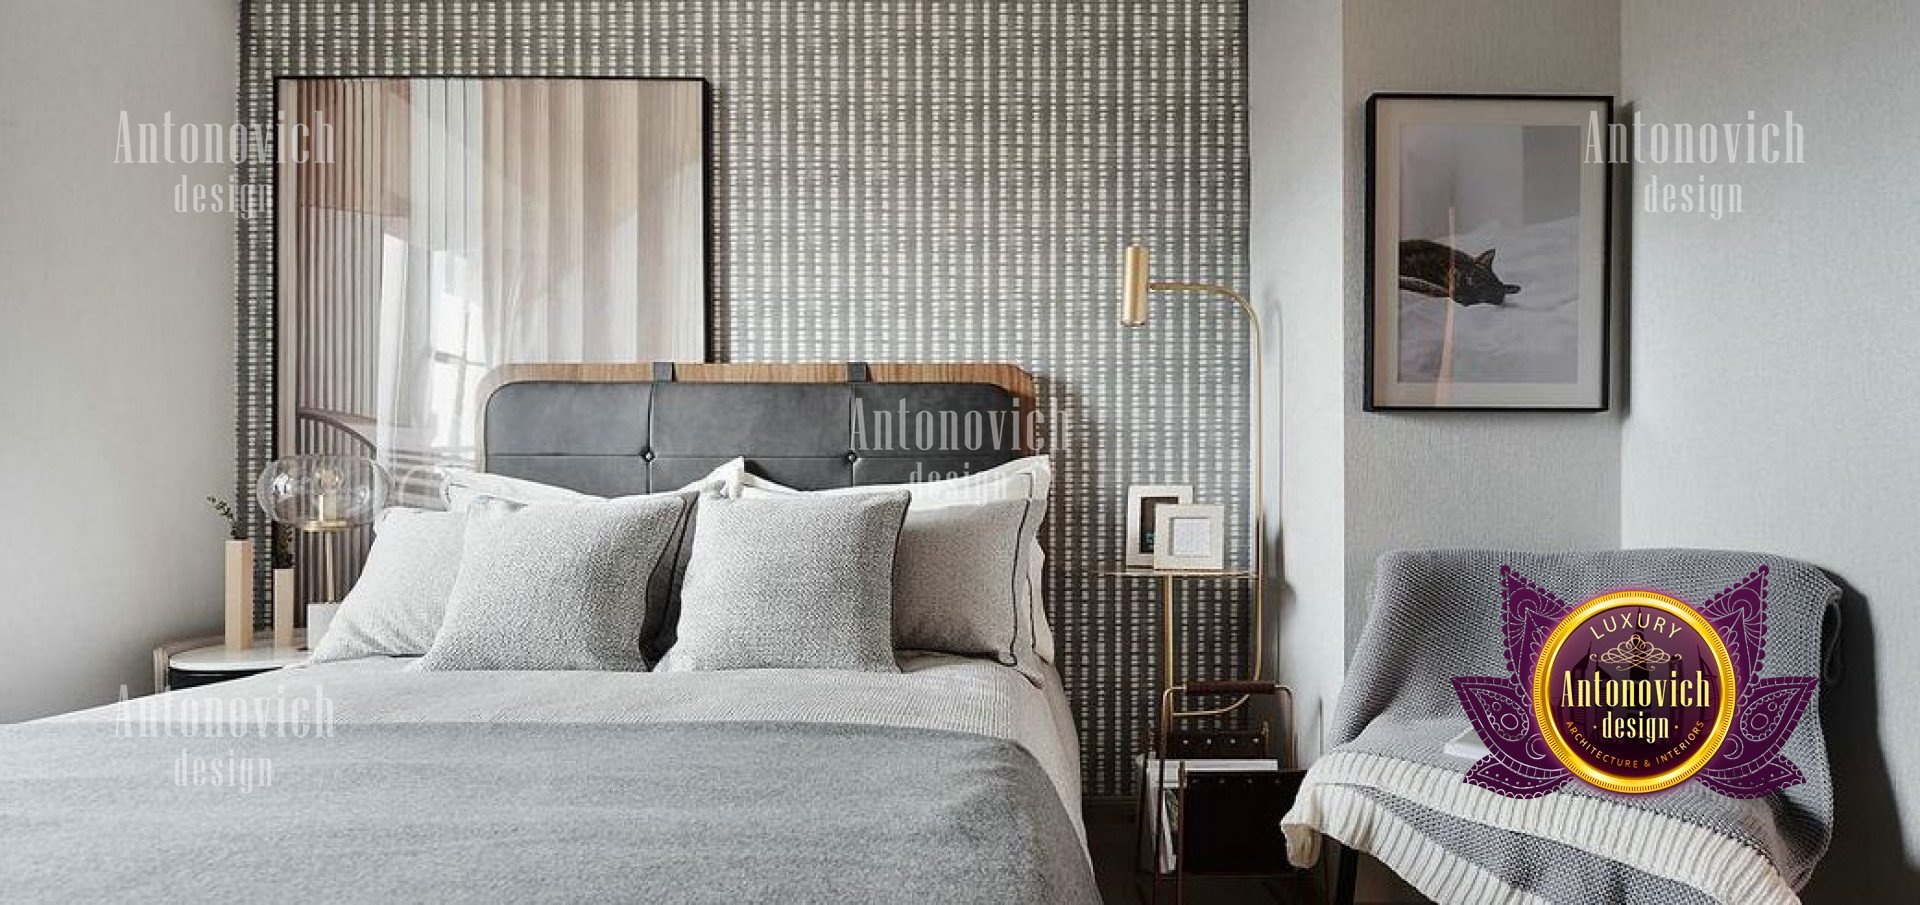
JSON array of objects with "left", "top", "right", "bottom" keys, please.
[{"left": 2, "top": 655, "right": 1095, "bottom": 904}]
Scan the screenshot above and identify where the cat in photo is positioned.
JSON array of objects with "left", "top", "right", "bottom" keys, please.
[{"left": 1398, "top": 239, "right": 1522, "bottom": 307}]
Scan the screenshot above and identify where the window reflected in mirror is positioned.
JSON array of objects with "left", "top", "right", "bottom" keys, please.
[{"left": 276, "top": 77, "right": 707, "bottom": 599}]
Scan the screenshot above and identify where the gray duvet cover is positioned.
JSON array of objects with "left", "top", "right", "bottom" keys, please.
[{"left": 1, "top": 655, "right": 1095, "bottom": 904}]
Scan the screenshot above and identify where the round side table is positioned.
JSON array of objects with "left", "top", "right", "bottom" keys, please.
[{"left": 161, "top": 631, "right": 309, "bottom": 691}]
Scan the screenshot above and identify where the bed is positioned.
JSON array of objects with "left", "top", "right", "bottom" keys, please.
[{"left": 0, "top": 363, "right": 1097, "bottom": 904}]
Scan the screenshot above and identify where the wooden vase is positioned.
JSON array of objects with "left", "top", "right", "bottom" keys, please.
[
  {"left": 223, "top": 539, "right": 254, "bottom": 650},
  {"left": 272, "top": 567, "right": 297, "bottom": 649}
]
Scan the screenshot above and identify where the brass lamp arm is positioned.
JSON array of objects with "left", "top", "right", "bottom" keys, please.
[{"left": 1133, "top": 279, "right": 1267, "bottom": 687}]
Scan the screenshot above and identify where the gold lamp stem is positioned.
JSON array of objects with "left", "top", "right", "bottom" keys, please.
[
  {"left": 1152, "top": 280, "right": 1265, "bottom": 692},
  {"left": 323, "top": 530, "right": 338, "bottom": 603},
  {"left": 1122, "top": 245, "right": 1267, "bottom": 703}
]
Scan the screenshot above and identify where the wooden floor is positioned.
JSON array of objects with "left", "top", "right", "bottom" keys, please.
[{"left": 1085, "top": 800, "right": 1325, "bottom": 905}]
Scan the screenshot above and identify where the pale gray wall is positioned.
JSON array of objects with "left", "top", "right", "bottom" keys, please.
[
  {"left": 1255, "top": 4, "right": 1622, "bottom": 897},
  {"left": 1341, "top": 0, "right": 1623, "bottom": 650},
  {"left": 1250, "top": 0, "right": 1347, "bottom": 762},
  {"left": 1250, "top": 0, "right": 1624, "bottom": 754},
  {"left": 0, "top": 0, "right": 236, "bottom": 721},
  {"left": 1620, "top": 0, "right": 1920, "bottom": 896}
]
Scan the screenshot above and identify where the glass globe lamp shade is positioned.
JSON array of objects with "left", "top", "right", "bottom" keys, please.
[{"left": 256, "top": 455, "right": 390, "bottom": 532}]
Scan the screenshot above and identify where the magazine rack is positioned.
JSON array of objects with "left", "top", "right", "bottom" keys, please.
[{"left": 1137, "top": 680, "right": 1308, "bottom": 903}]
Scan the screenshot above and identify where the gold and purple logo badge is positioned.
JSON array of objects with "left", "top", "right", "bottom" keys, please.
[{"left": 1453, "top": 565, "right": 1815, "bottom": 799}]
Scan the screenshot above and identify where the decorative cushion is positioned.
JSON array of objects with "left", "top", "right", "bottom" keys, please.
[
  {"left": 891, "top": 498, "right": 1047, "bottom": 664},
  {"left": 310, "top": 508, "right": 465, "bottom": 663},
  {"left": 440, "top": 458, "right": 746, "bottom": 664},
  {"left": 414, "top": 495, "right": 689, "bottom": 671},
  {"left": 666, "top": 491, "right": 911, "bottom": 672},
  {"left": 737, "top": 455, "right": 1056, "bottom": 665}
]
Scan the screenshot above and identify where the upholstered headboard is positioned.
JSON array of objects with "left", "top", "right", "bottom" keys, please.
[{"left": 477, "top": 362, "right": 1036, "bottom": 495}]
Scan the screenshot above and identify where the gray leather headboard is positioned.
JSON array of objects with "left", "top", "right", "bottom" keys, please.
[{"left": 479, "top": 363, "right": 1034, "bottom": 495}]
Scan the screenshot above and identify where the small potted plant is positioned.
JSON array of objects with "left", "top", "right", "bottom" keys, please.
[{"left": 207, "top": 495, "right": 253, "bottom": 650}]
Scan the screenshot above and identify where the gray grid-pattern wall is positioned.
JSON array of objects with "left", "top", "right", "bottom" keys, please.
[{"left": 236, "top": 0, "right": 1250, "bottom": 796}]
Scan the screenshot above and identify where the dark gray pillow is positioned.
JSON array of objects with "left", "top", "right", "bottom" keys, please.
[
  {"left": 666, "top": 491, "right": 911, "bottom": 672},
  {"left": 891, "top": 498, "right": 1046, "bottom": 665},
  {"left": 414, "top": 495, "right": 688, "bottom": 671}
]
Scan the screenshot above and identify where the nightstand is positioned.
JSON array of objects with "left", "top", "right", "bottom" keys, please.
[
  {"left": 1104, "top": 569, "right": 1307, "bottom": 898},
  {"left": 154, "top": 631, "right": 309, "bottom": 692}
]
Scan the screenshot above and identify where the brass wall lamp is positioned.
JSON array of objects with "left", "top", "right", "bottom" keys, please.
[{"left": 1119, "top": 244, "right": 1268, "bottom": 715}]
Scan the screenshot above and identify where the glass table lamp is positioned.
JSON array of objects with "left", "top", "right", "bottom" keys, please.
[{"left": 256, "top": 454, "right": 390, "bottom": 605}]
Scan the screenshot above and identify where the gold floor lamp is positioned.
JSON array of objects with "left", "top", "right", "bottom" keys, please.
[{"left": 1120, "top": 244, "right": 1275, "bottom": 727}]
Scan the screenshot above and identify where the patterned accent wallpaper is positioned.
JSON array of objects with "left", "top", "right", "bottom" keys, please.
[{"left": 236, "top": 0, "right": 1249, "bottom": 795}]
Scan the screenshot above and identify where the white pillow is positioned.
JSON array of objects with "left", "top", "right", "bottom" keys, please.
[
  {"left": 310, "top": 508, "right": 464, "bottom": 662},
  {"left": 441, "top": 470, "right": 596, "bottom": 511},
  {"left": 738, "top": 455, "right": 1050, "bottom": 507},
  {"left": 441, "top": 458, "right": 748, "bottom": 511},
  {"left": 736, "top": 455, "right": 1056, "bottom": 665}
]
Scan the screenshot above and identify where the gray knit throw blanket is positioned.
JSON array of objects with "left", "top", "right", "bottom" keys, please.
[{"left": 1282, "top": 548, "right": 1840, "bottom": 905}]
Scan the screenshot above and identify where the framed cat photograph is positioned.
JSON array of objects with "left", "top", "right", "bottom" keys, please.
[{"left": 1365, "top": 94, "right": 1613, "bottom": 411}]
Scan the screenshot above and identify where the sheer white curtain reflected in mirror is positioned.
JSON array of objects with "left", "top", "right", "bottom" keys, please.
[{"left": 277, "top": 78, "right": 705, "bottom": 601}]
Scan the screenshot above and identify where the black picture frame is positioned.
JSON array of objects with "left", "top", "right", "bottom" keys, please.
[{"left": 1364, "top": 93, "right": 1613, "bottom": 412}]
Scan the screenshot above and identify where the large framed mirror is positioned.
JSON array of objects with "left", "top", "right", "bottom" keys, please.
[{"left": 275, "top": 76, "right": 708, "bottom": 599}]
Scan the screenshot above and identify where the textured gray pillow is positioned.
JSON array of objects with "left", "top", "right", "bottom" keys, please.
[
  {"left": 460, "top": 487, "right": 707, "bottom": 666},
  {"left": 415, "top": 495, "right": 688, "bottom": 671},
  {"left": 736, "top": 455, "right": 1057, "bottom": 665},
  {"left": 440, "top": 462, "right": 743, "bottom": 664},
  {"left": 641, "top": 486, "right": 723, "bottom": 665},
  {"left": 311, "top": 509, "right": 465, "bottom": 663},
  {"left": 892, "top": 498, "right": 1046, "bottom": 665},
  {"left": 667, "top": 491, "right": 910, "bottom": 672}
]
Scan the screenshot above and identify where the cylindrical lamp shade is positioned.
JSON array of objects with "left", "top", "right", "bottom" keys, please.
[
  {"left": 1121, "top": 244, "right": 1151, "bottom": 327},
  {"left": 256, "top": 455, "right": 390, "bottom": 532}
]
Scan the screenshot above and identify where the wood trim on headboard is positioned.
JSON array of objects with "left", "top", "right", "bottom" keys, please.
[
  {"left": 678, "top": 362, "right": 1036, "bottom": 405},
  {"left": 475, "top": 362, "right": 1040, "bottom": 459}
]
